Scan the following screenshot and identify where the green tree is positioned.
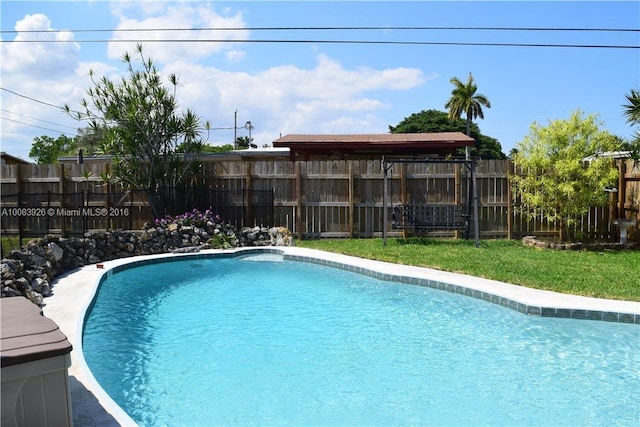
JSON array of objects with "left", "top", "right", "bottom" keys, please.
[
  {"left": 445, "top": 72, "right": 491, "bottom": 137},
  {"left": 75, "top": 125, "right": 109, "bottom": 155},
  {"left": 29, "top": 135, "right": 77, "bottom": 164},
  {"left": 65, "top": 44, "right": 209, "bottom": 218},
  {"left": 510, "top": 110, "right": 619, "bottom": 241},
  {"left": 236, "top": 136, "right": 257, "bottom": 149},
  {"left": 176, "top": 142, "right": 234, "bottom": 153},
  {"left": 389, "top": 109, "right": 505, "bottom": 159},
  {"left": 29, "top": 126, "right": 112, "bottom": 164}
]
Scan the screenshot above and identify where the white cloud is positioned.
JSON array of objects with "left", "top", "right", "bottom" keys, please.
[
  {"left": 0, "top": 13, "right": 90, "bottom": 158},
  {"left": 0, "top": 13, "right": 80, "bottom": 79},
  {"left": 109, "top": 0, "right": 166, "bottom": 18},
  {"left": 0, "top": 5, "right": 427, "bottom": 157},
  {"left": 107, "top": 3, "right": 249, "bottom": 64},
  {"left": 225, "top": 50, "right": 246, "bottom": 63},
  {"left": 163, "top": 53, "right": 424, "bottom": 145},
  {"left": 75, "top": 61, "right": 119, "bottom": 80}
]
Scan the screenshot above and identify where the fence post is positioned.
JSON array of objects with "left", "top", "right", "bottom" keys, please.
[
  {"left": 454, "top": 162, "right": 460, "bottom": 239},
  {"left": 58, "top": 164, "right": 65, "bottom": 236},
  {"left": 383, "top": 157, "right": 388, "bottom": 245},
  {"left": 13, "top": 164, "right": 23, "bottom": 248},
  {"left": 105, "top": 163, "right": 111, "bottom": 231},
  {"left": 271, "top": 187, "right": 275, "bottom": 226},
  {"left": 82, "top": 190, "right": 87, "bottom": 236},
  {"left": 46, "top": 191, "right": 51, "bottom": 235},
  {"left": 129, "top": 191, "right": 134, "bottom": 231},
  {"left": 618, "top": 159, "right": 626, "bottom": 219},
  {"left": 348, "top": 161, "right": 354, "bottom": 238},
  {"left": 507, "top": 159, "right": 513, "bottom": 240},
  {"left": 471, "top": 160, "right": 480, "bottom": 248},
  {"left": 295, "top": 161, "right": 303, "bottom": 240},
  {"left": 245, "top": 161, "right": 253, "bottom": 226},
  {"left": 17, "top": 191, "right": 23, "bottom": 248}
]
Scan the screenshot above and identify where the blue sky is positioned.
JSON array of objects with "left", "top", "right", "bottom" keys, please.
[{"left": 1, "top": 1, "right": 639, "bottom": 161}]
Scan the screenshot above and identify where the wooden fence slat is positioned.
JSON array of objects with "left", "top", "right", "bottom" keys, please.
[{"left": 2, "top": 158, "right": 638, "bottom": 241}]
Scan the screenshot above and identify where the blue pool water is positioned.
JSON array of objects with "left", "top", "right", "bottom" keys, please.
[{"left": 83, "top": 254, "right": 640, "bottom": 426}]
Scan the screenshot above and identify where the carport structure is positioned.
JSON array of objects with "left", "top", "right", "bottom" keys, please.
[{"left": 273, "top": 132, "right": 480, "bottom": 247}]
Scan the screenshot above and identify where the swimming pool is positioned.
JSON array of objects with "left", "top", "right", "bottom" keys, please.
[{"left": 81, "top": 249, "right": 640, "bottom": 426}]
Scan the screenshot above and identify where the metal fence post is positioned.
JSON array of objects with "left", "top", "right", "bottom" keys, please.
[
  {"left": 46, "top": 191, "right": 51, "bottom": 235},
  {"left": 17, "top": 192, "right": 23, "bottom": 248}
]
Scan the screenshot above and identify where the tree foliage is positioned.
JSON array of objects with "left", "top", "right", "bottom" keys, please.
[
  {"left": 510, "top": 110, "right": 619, "bottom": 241},
  {"left": 76, "top": 125, "right": 110, "bottom": 155},
  {"left": 445, "top": 72, "right": 491, "bottom": 137},
  {"left": 28, "top": 126, "right": 114, "bottom": 164},
  {"left": 389, "top": 109, "right": 505, "bottom": 159},
  {"left": 65, "top": 44, "right": 209, "bottom": 218},
  {"left": 235, "top": 136, "right": 257, "bottom": 149},
  {"left": 622, "top": 88, "right": 640, "bottom": 151},
  {"left": 176, "top": 142, "right": 234, "bottom": 153},
  {"left": 29, "top": 135, "right": 77, "bottom": 164},
  {"left": 623, "top": 88, "right": 640, "bottom": 126}
]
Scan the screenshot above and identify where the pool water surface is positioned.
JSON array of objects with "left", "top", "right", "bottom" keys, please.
[{"left": 82, "top": 254, "right": 640, "bottom": 426}]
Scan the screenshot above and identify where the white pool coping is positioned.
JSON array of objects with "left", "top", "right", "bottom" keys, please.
[{"left": 41, "top": 246, "right": 640, "bottom": 426}]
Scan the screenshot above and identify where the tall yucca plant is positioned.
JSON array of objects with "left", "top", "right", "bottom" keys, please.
[{"left": 65, "top": 44, "right": 209, "bottom": 219}]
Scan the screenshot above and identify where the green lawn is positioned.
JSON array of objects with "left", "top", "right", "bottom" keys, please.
[
  {"left": 1, "top": 236, "right": 21, "bottom": 257},
  {"left": 296, "top": 238, "right": 640, "bottom": 302}
]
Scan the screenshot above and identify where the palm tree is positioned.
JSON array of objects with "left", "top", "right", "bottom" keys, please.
[
  {"left": 623, "top": 88, "right": 640, "bottom": 146},
  {"left": 445, "top": 72, "right": 491, "bottom": 137},
  {"left": 623, "top": 88, "right": 640, "bottom": 125}
]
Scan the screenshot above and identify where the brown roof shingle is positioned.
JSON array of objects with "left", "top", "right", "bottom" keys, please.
[{"left": 273, "top": 132, "right": 474, "bottom": 160}]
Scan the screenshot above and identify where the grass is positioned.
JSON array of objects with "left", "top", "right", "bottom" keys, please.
[
  {"left": 2, "top": 234, "right": 637, "bottom": 301},
  {"left": 1, "top": 236, "right": 21, "bottom": 257},
  {"left": 296, "top": 238, "right": 640, "bottom": 302}
]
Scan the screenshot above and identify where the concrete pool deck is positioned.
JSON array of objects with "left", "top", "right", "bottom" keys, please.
[{"left": 40, "top": 246, "right": 640, "bottom": 426}]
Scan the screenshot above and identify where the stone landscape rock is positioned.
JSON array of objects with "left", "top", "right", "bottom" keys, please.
[
  {"left": 522, "top": 235, "right": 638, "bottom": 251},
  {"left": 1, "top": 222, "right": 294, "bottom": 303}
]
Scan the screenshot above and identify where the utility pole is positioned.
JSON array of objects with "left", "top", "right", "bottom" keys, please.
[
  {"left": 234, "top": 110, "right": 237, "bottom": 150},
  {"left": 245, "top": 121, "right": 253, "bottom": 148}
]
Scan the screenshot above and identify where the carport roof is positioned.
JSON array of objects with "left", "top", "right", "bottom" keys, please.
[{"left": 272, "top": 132, "right": 474, "bottom": 160}]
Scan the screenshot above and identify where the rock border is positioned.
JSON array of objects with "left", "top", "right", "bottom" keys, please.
[
  {"left": 1, "top": 224, "right": 294, "bottom": 304},
  {"left": 522, "top": 235, "right": 639, "bottom": 251}
]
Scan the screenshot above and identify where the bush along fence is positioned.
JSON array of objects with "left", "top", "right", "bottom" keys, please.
[
  {"left": 1, "top": 157, "right": 638, "bottom": 242},
  {"left": 1, "top": 209, "right": 295, "bottom": 304}
]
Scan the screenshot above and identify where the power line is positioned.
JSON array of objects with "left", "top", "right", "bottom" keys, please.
[
  {"left": 0, "top": 108, "right": 77, "bottom": 130},
  {"left": 3, "top": 38, "right": 637, "bottom": 49},
  {"left": 1, "top": 87, "right": 237, "bottom": 134},
  {"left": 0, "top": 88, "right": 85, "bottom": 135},
  {"left": 1, "top": 116, "right": 75, "bottom": 136},
  {"left": 1, "top": 87, "right": 66, "bottom": 111},
  {"left": 1, "top": 26, "right": 637, "bottom": 49},
  {"left": 2, "top": 26, "right": 638, "bottom": 33}
]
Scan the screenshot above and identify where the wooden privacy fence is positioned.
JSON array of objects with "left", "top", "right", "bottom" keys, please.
[{"left": 1, "top": 158, "right": 639, "bottom": 241}]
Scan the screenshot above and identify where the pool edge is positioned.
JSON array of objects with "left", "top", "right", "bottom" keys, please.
[{"left": 43, "top": 246, "right": 640, "bottom": 427}]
